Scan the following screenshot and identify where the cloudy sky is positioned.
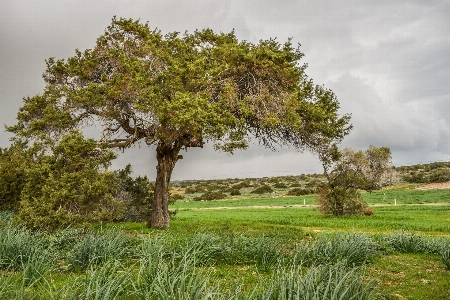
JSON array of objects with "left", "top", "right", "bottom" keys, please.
[{"left": 1, "top": 0, "right": 449, "bottom": 180}]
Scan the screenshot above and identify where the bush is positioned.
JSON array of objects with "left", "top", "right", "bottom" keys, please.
[
  {"left": 229, "top": 189, "right": 241, "bottom": 196},
  {"left": 194, "top": 192, "right": 227, "bottom": 201},
  {"left": 316, "top": 187, "right": 371, "bottom": 216},
  {"left": 114, "top": 164, "right": 154, "bottom": 222},
  {"left": 17, "top": 131, "right": 124, "bottom": 231},
  {"left": 287, "top": 188, "right": 314, "bottom": 196},
  {"left": 231, "top": 181, "right": 251, "bottom": 189},
  {"left": 251, "top": 185, "right": 274, "bottom": 194},
  {"left": 184, "top": 186, "right": 206, "bottom": 194},
  {"left": 273, "top": 182, "right": 288, "bottom": 189},
  {"left": 0, "top": 142, "right": 30, "bottom": 211},
  {"left": 170, "top": 193, "right": 184, "bottom": 201}
]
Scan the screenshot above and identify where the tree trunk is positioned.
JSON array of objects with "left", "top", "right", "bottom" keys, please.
[{"left": 148, "top": 142, "right": 181, "bottom": 228}]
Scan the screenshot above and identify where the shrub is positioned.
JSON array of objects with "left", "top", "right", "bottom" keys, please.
[
  {"left": 114, "top": 164, "right": 154, "bottom": 222},
  {"left": 170, "top": 193, "right": 184, "bottom": 201},
  {"left": 273, "top": 182, "right": 288, "bottom": 188},
  {"left": 17, "top": 131, "right": 124, "bottom": 231},
  {"left": 229, "top": 189, "right": 241, "bottom": 196},
  {"left": 0, "top": 142, "right": 30, "bottom": 211},
  {"left": 287, "top": 188, "right": 314, "bottom": 196},
  {"left": 251, "top": 185, "right": 274, "bottom": 194},
  {"left": 231, "top": 181, "right": 251, "bottom": 189},
  {"left": 316, "top": 187, "right": 371, "bottom": 216},
  {"left": 194, "top": 192, "right": 227, "bottom": 201}
]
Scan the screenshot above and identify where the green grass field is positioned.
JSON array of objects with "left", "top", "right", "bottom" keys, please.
[{"left": 1, "top": 186, "right": 450, "bottom": 299}]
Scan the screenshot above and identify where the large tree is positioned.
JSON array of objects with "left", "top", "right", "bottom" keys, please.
[{"left": 9, "top": 18, "right": 351, "bottom": 228}]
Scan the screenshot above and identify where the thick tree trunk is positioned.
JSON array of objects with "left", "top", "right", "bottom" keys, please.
[{"left": 148, "top": 143, "right": 181, "bottom": 228}]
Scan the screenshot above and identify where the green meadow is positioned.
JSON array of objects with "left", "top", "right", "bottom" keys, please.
[{"left": 1, "top": 186, "right": 450, "bottom": 299}]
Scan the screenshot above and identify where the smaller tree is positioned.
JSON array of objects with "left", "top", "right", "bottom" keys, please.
[
  {"left": 17, "top": 131, "right": 124, "bottom": 231},
  {"left": 317, "top": 146, "right": 396, "bottom": 216}
]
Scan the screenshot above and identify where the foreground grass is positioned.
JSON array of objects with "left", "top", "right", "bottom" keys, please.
[
  {"left": 1, "top": 187, "right": 450, "bottom": 299},
  {"left": 1, "top": 225, "right": 449, "bottom": 299}
]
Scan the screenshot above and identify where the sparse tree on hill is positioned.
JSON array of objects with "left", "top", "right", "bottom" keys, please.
[{"left": 8, "top": 18, "right": 351, "bottom": 228}]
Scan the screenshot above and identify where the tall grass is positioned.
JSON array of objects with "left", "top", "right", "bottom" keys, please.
[
  {"left": 253, "top": 262, "right": 381, "bottom": 300},
  {"left": 0, "top": 225, "right": 51, "bottom": 271},
  {"left": 383, "top": 230, "right": 450, "bottom": 254},
  {"left": 134, "top": 250, "right": 214, "bottom": 300},
  {"left": 67, "top": 230, "right": 129, "bottom": 271},
  {"left": 442, "top": 248, "right": 450, "bottom": 270},
  {"left": 21, "top": 247, "right": 54, "bottom": 286},
  {"left": 292, "top": 233, "right": 381, "bottom": 267},
  {"left": 0, "top": 210, "right": 15, "bottom": 225}
]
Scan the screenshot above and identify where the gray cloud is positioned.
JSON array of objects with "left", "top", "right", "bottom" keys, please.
[{"left": 1, "top": 0, "right": 449, "bottom": 179}]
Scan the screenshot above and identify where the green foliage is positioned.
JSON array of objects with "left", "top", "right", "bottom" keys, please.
[
  {"left": 8, "top": 17, "right": 351, "bottom": 228},
  {"left": 318, "top": 146, "right": 396, "bottom": 216},
  {"left": 287, "top": 187, "right": 314, "bottom": 196},
  {"left": 114, "top": 164, "right": 154, "bottom": 222},
  {"left": 17, "top": 131, "right": 124, "bottom": 231},
  {"left": 273, "top": 182, "right": 288, "bottom": 188},
  {"left": 170, "top": 193, "right": 185, "bottom": 201},
  {"left": 398, "top": 161, "right": 450, "bottom": 183},
  {"left": 316, "top": 186, "right": 371, "bottom": 216},
  {"left": 2, "top": 223, "right": 450, "bottom": 299},
  {"left": 21, "top": 247, "right": 54, "bottom": 286},
  {"left": 251, "top": 185, "right": 274, "bottom": 194},
  {"left": 0, "top": 142, "right": 31, "bottom": 211},
  {"left": 135, "top": 251, "right": 212, "bottom": 299},
  {"left": 194, "top": 191, "right": 228, "bottom": 201},
  {"left": 230, "top": 189, "right": 241, "bottom": 196}
]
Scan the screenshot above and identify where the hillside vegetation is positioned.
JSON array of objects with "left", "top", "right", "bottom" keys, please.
[{"left": 169, "top": 161, "right": 450, "bottom": 202}]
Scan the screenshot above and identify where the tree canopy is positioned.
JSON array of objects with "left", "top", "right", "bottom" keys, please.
[{"left": 9, "top": 18, "right": 351, "bottom": 227}]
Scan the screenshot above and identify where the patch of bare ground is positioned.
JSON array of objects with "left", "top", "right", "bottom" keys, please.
[{"left": 415, "top": 182, "right": 450, "bottom": 190}]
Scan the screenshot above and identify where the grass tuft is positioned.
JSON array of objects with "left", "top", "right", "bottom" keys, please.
[
  {"left": 293, "top": 233, "right": 381, "bottom": 267},
  {"left": 67, "top": 230, "right": 129, "bottom": 271}
]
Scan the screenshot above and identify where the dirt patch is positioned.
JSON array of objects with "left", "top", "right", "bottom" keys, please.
[{"left": 415, "top": 182, "right": 450, "bottom": 190}]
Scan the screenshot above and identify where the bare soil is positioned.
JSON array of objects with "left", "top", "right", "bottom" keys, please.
[{"left": 415, "top": 182, "right": 450, "bottom": 190}]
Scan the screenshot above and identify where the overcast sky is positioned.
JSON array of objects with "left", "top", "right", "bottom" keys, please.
[{"left": 1, "top": 0, "right": 449, "bottom": 180}]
